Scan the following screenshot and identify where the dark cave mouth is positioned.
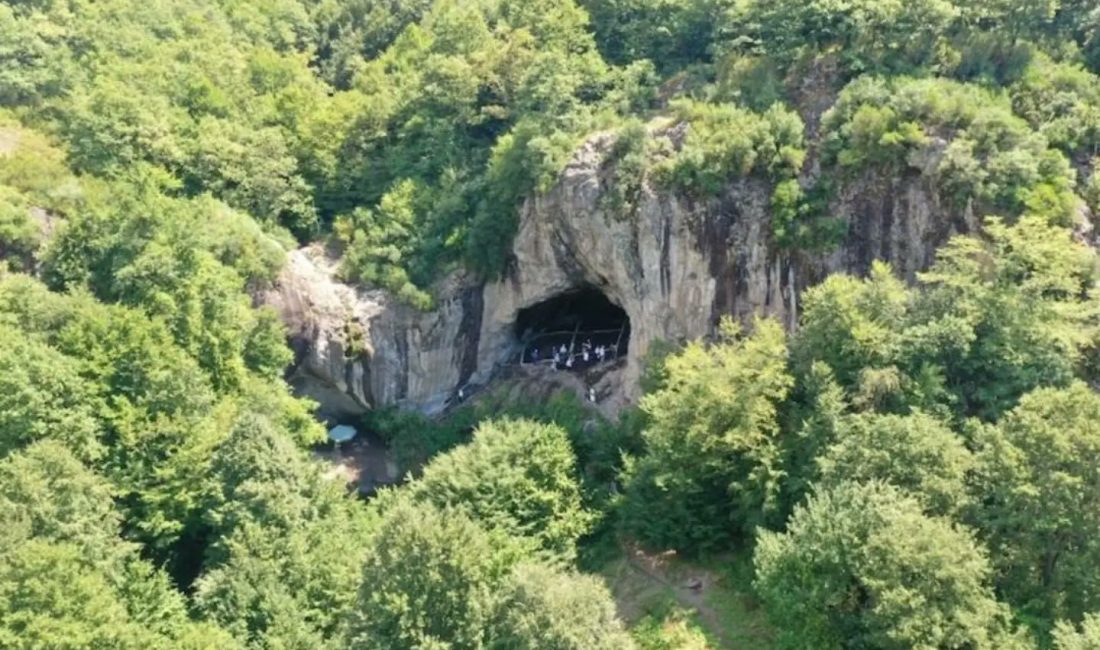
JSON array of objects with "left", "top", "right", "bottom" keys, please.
[{"left": 514, "top": 286, "right": 630, "bottom": 363}]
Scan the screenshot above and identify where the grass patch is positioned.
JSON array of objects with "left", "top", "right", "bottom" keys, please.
[{"left": 599, "top": 544, "right": 774, "bottom": 650}]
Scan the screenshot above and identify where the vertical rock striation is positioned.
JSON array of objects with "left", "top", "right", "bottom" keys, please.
[{"left": 264, "top": 128, "right": 979, "bottom": 417}]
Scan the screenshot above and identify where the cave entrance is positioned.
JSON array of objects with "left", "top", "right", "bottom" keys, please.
[{"left": 514, "top": 286, "right": 630, "bottom": 369}]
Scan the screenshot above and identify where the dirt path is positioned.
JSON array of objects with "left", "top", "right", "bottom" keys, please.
[
  {"left": 623, "top": 547, "right": 734, "bottom": 648},
  {"left": 314, "top": 430, "right": 400, "bottom": 493},
  {"left": 604, "top": 544, "right": 774, "bottom": 649}
]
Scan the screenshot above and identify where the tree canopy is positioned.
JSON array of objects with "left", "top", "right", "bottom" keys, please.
[{"left": 2, "top": 0, "right": 1100, "bottom": 647}]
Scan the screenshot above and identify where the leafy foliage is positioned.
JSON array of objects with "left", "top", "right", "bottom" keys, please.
[
  {"left": 791, "top": 218, "right": 1098, "bottom": 421},
  {"left": 1010, "top": 54, "right": 1100, "bottom": 159},
  {"left": 582, "top": 0, "right": 732, "bottom": 72},
  {"left": 653, "top": 100, "right": 805, "bottom": 197},
  {"left": 347, "top": 497, "right": 632, "bottom": 650},
  {"left": 194, "top": 414, "right": 372, "bottom": 649},
  {"left": 755, "top": 481, "right": 1030, "bottom": 650},
  {"left": 489, "top": 562, "right": 636, "bottom": 650},
  {"left": 402, "top": 418, "right": 595, "bottom": 564},
  {"left": 0, "top": 442, "right": 240, "bottom": 649},
  {"left": 346, "top": 500, "right": 513, "bottom": 650},
  {"left": 620, "top": 318, "right": 793, "bottom": 553},
  {"left": 969, "top": 384, "right": 1100, "bottom": 626},
  {"left": 730, "top": 0, "right": 959, "bottom": 77},
  {"left": 822, "top": 77, "right": 1078, "bottom": 224},
  {"left": 815, "top": 411, "right": 974, "bottom": 517},
  {"left": 1054, "top": 613, "right": 1100, "bottom": 650}
]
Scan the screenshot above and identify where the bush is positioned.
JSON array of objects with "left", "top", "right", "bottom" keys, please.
[
  {"left": 653, "top": 100, "right": 805, "bottom": 197},
  {"left": 723, "top": 0, "right": 959, "bottom": 77},
  {"left": 600, "top": 119, "right": 650, "bottom": 219},
  {"left": 822, "top": 76, "right": 1078, "bottom": 224},
  {"left": 1010, "top": 54, "right": 1100, "bottom": 158},
  {"left": 404, "top": 418, "right": 595, "bottom": 564},
  {"left": 755, "top": 481, "right": 1030, "bottom": 650},
  {"left": 619, "top": 319, "right": 792, "bottom": 553}
]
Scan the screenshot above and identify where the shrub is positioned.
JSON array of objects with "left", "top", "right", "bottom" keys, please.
[
  {"left": 755, "top": 481, "right": 1031, "bottom": 650},
  {"left": 822, "top": 76, "right": 1078, "bottom": 224},
  {"left": 405, "top": 418, "right": 595, "bottom": 563},
  {"left": 653, "top": 100, "right": 805, "bottom": 197}
]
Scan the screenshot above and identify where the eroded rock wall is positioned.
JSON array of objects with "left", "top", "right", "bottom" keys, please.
[{"left": 265, "top": 127, "right": 978, "bottom": 418}]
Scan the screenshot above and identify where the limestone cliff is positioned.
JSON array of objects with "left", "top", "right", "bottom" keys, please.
[{"left": 264, "top": 126, "right": 981, "bottom": 419}]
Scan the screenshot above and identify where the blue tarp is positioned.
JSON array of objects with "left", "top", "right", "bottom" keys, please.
[{"left": 328, "top": 424, "right": 357, "bottom": 443}]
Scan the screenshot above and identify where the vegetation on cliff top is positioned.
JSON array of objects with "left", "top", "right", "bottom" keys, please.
[{"left": 2, "top": 0, "right": 1100, "bottom": 648}]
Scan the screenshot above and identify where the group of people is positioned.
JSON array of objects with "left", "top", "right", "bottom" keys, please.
[
  {"left": 522, "top": 338, "right": 620, "bottom": 405},
  {"left": 527, "top": 338, "right": 617, "bottom": 371}
]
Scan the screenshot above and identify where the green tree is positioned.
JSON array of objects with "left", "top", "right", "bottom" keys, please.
[
  {"left": 755, "top": 481, "right": 1030, "bottom": 650},
  {"left": 195, "top": 414, "right": 371, "bottom": 649},
  {"left": 791, "top": 261, "right": 909, "bottom": 391},
  {"left": 1010, "top": 54, "right": 1100, "bottom": 159},
  {"left": 620, "top": 318, "right": 793, "bottom": 553},
  {"left": 0, "top": 443, "right": 239, "bottom": 649},
  {"left": 404, "top": 417, "right": 594, "bottom": 564},
  {"left": 0, "top": 275, "right": 225, "bottom": 548},
  {"left": 960, "top": 0, "right": 1059, "bottom": 44},
  {"left": 0, "top": 442, "right": 124, "bottom": 564},
  {"left": 188, "top": 118, "right": 318, "bottom": 237},
  {"left": 969, "top": 383, "right": 1100, "bottom": 626},
  {"left": 815, "top": 411, "right": 974, "bottom": 517},
  {"left": 725, "top": 0, "right": 958, "bottom": 76},
  {"left": 0, "top": 540, "right": 165, "bottom": 650},
  {"left": 0, "top": 4, "right": 75, "bottom": 105},
  {"left": 0, "top": 540, "right": 238, "bottom": 650},
  {"left": 582, "top": 0, "right": 732, "bottom": 71},
  {"left": 913, "top": 217, "right": 1098, "bottom": 419},
  {"left": 334, "top": 178, "right": 434, "bottom": 309},
  {"left": 1054, "top": 613, "right": 1100, "bottom": 650},
  {"left": 792, "top": 218, "right": 1099, "bottom": 421},
  {"left": 312, "top": 0, "right": 435, "bottom": 86},
  {"left": 41, "top": 175, "right": 292, "bottom": 391},
  {"left": 0, "top": 327, "right": 103, "bottom": 461},
  {"left": 780, "top": 361, "right": 847, "bottom": 510},
  {"left": 345, "top": 500, "right": 515, "bottom": 650},
  {"left": 488, "top": 562, "right": 636, "bottom": 650}
]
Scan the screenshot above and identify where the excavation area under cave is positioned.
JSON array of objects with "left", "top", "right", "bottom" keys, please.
[{"left": 513, "top": 286, "right": 630, "bottom": 370}]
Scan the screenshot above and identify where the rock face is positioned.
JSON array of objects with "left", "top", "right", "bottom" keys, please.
[
  {"left": 262, "top": 249, "right": 481, "bottom": 418},
  {"left": 264, "top": 128, "right": 979, "bottom": 418}
]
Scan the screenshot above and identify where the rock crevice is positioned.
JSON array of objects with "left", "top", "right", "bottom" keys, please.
[{"left": 265, "top": 128, "right": 975, "bottom": 417}]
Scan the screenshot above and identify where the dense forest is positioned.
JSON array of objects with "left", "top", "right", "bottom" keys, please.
[{"left": 1, "top": 0, "right": 1099, "bottom": 648}]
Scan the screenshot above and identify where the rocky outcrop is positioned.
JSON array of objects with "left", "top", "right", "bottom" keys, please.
[
  {"left": 262, "top": 249, "right": 481, "bottom": 418},
  {"left": 264, "top": 126, "right": 980, "bottom": 418}
]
